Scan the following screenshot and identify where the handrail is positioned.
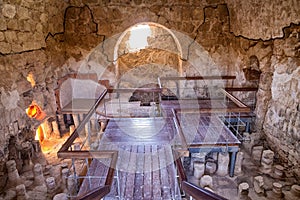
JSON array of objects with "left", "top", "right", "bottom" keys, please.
[
  {"left": 181, "top": 181, "right": 227, "bottom": 200},
  {"left": 225, "top": 87, "right": 258, "bottom": 92},
  {"left": 107, "top": 87, "right": 162, "bottom": 93},
  {"left": 58, "top": 150, "right": 118, "bottom": 200},
  {"left": 159, "top": 76, "right": 236, "bottom": 81},
  {"left": 173, "top": 150, "right": 228, "bottom": 200},
  {"left": 75, "top": 185, "right": 110, "bottom": 200},
  {"left": 57, "top": 89, "right": 108, "bottom": 153}
]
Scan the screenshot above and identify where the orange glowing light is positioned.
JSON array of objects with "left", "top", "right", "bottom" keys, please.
[
  {"left": 26, "top": 73, "right": 36, "bottom": 87},
  {"left": 35, "top": 125, "right": 44, "bottom": 143},
  {"left": 26, "top": 104, "right": 46, "bottom": 121}
]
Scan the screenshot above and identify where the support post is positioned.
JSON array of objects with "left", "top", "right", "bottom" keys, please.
[{"left": 229, "top": 151, "right": 237, "bottom": 177}]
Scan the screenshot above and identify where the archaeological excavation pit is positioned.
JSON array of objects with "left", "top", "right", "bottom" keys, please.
[{"left": 0, "top": 1, "right": 299, "bottom": 200}]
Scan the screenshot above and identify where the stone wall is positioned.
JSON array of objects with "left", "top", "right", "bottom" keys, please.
[
  {"left": 227, "top": 0, "right": 300, "bottom": 40},
  {"left": 263, "top": 25, "right": 300, "bottom": 177},
  {"left": 0, "top": 0, "right": 299, "bottom": 190}
]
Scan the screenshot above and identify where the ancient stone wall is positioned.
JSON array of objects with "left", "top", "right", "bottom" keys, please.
[
  {"left": 263, "top": 25, "right": 300, "bottom": 177},
  {"left": 227, "top": 0, "right": 300, "bottom": 40},
  {"left": 0, "top": 0, "right": 299, "bottom": 190}
]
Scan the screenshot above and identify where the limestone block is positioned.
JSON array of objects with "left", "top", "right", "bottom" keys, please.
[
  {"left": 260, "top": 150, "right": 274, "bottom": 174},
  {"left": 16, "top": 184, "right": 29, "bottom": 200},
  {"left": 4, "top": 189, "right": 17, "bottom": 200},
  {"left": 0, "top": 42, "right": 11, "bottom": 54},
  {"left": 273, "top": 165, "right": 284, "bottom": 178},
  {"left": 61, "top": 168, "right": 69, "bottom": 192},
  {"left": 28, "top": 185, "right": 47, "bottom": 200},
  {"left": 2, "top": 4, "right": 16, "bottom": 19},
  {"left": 0, "top": 32, "right": 4, "bottom": 42},
  {"left": 53, "top": 193, "right": 68, "bottom": 200},
  {"left": 234, "top": 152, "right": 244, "bottom": 175},
  {"left": 251, "top": 146, "right": 263, "bottom": 163},
  {"left": 291, "top": 185, "right": 300, "bottom": 197},
  {"left": 253, "top": 176, "right": 264, "bottom": 194},
  {"left": 238, "top": 182, "right": 249, "bottom": 195},
  {"left": 200, "top": 175, "right": 213, "bottom": 188},
  {"left": 6, "top": 160, "right": 22, "bottom": 187},
  {"left": 46, "top": 177, "right": 57, "bottom": 195},
  {"left": 193, "top": 161, "right": 205, "bottom": 179},
  {"left": 67, "top": 175, "right": 77, "bottom": 196},
  {"left": 17, "top": 7, "right": 30, "bottom": 20},
  {"left": 205, "top": 160, "right": 217, "bottom": 175},
  {"left": 216, "top": 152, "right": 229, "bottom": 176},
  {"left": 7, "top": 19, "right": 18, "bottom": 30},
  {"left": 33, "top": 163, "right": 45, "bottom": 186},
  {"left": 272, "top": 182, "right": 283, "bottom": 197},
  {"left": 40, "top": 13, "right": 48, "bottom": 24},
  {"left": 191, "top": 152, "right": 207, "bottom": 162},
  {"left": 0, "top": 18, "right": 7, "bottom": 30}
]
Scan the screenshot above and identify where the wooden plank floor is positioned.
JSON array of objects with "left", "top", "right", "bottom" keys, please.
[
  {"left": 78, "top": 115, "right": 239, "bottom": 199},
  {"left": 78, "top": 118, "right": 181, "bottom": 200}
]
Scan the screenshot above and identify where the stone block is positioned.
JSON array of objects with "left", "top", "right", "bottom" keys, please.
[
  {"left": 53, "top": 193, "right": 68, "bottom": 200},
  {"left": 0, "top": 41, "right": 11, "bottom": 54},
  {"left": 0, "top": 18, "right": 7, "bottom": 30},
  {"left": 200, "top": 175, "right": 213, "bottom": 188},
  {"left": 253, "top": 176, "right": 264, "bottom": 194},
  {"left": 235, "top": 152, "right": 244, "bottom": 176},
  {"left": 193, "top": 161, "right": 205, "bottom": 179},
  {"left": 16, "top": 184, "right": 29, "bottom": 200},
  {"left": 251, "top": 146, "right": 263, "bottom": 163},
  {"left": 2, "top": 4, "right": 16, "bottom": 19},
  {"left": 17, "top": 7, "right": 30, "bottom": 20},
  {"left": 7, "top": 19, "right": 19, "bottom": 30},
  {"left": 260, "top": 150, "right": 274, "bottom": 174},
  {"left": 205, "top": 160, "right": 217, "bottom": 175},
  {"left": 216, "top": 152, "right": 229, "bottom": 176}
]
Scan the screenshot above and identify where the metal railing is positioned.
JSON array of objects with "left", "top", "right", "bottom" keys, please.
[{"left": 173, "top": 151, "right": 228, "bottom": 200}]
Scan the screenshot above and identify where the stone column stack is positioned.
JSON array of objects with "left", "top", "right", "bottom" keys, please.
[
  {"left": 216, "top": 152, "right": 229, "bottom": 176},
  {"left": 46, "top": 177, "right": 57, "bottom": 197},
  {"left": 33, "top": 163, "right": 45, "bottom": 186},
  {"left": 6, "top": 160, "right": 22, "bottom": 188},
  {"left": 234, "top": 152, "right": 244, "bottom": 175},
  {"left": 238, "top": 182, "right": 250, "bottom": 200},
  {"left": 193, "top": 161, "right": 205, "bottom": 179},
  {"left": 260, "top": 150, "right": 274, "bottom": 174},
  {"left": 16, "top": 184, "right": 29, "bottom": 200},
  {"left": 253, "top": 176, "right": 264, "bottom": 195}
]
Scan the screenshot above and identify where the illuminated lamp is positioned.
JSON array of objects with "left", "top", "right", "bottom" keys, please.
[{"left": 26, "top": 104, "right": 46, "bottom": 121}]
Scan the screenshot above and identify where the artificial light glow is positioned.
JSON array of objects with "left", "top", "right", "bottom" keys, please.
[
  {"left": 127, "top": 24, "right": 152, "bottom": 52},
  {"left": 35, "top": 125, "right": 45, "bottom": 142},
  {"left": 26, "top": 103, "right": 46, "bottom": 121},
  {"left": 26, "top": 72, "right": 36, "bottom": 87}
]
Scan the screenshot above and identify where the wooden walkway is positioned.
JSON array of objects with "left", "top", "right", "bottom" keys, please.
[
  {"left": 78, "top": 118, "right": 181, "bottom": 200},
  {"left": 78, "top": 114, "right": 240, "bottom": 198}
]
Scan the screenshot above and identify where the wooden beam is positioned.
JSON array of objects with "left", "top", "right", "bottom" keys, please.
[
  {"left": 107, "top": 88, "right": 162, "bottom": 93},
  {"left": 159, "top": 76, "right": 236, "bottom": 81},
  {"left": 105, "top": 151, "right": 118, "bottom": 186},
  {"left": 220, "top": 89, "right": 249, "bottom": 108},
  {"left": 176, "top": 107, "right": 251, "bottom": 114},
  {"left": 225, "top": 87, "right": 258, "bottom": 92},
  {"left": 75, "top": 185, "right": 110, "bottom": 200},
  {"left": 57, "top": 150, "right": 117, "bottom": 159}
]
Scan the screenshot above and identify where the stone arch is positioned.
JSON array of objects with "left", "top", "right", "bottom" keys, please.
[{"left": 113, "top": 22, "right": 183, "bottom": 87}]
